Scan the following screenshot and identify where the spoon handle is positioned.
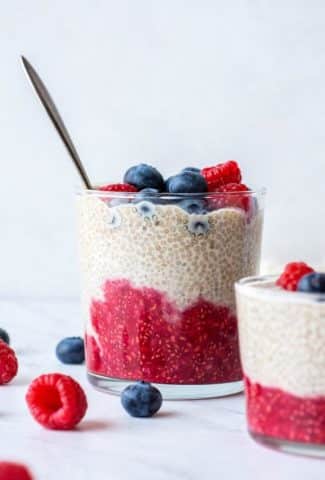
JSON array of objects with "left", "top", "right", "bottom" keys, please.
[{"left": 21, "top": 56, "right": 92, "bottom": 190}]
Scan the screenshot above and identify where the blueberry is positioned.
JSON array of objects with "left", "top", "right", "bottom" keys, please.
[
  {"left": 124, "top": 164, "right": 164, "bottom": 191},
  {"left": 121, "top": 381, "right": 163, "bottom": 418},
  {"left": 178, "top": 198, "right": 207, "bottom": 215},
  {"left": 137, "top": 187, "right": 160, "bottom": 197},
  {"left": 56, "top": 337, "right": 85, "bottom": 364},
  {"left": 187, "top": 215, "right": 210, "bottom": 235},
  {"left": 133, "top": 188, "right": 160, "bottom": 204},
  {"left": 164, "top": 176, "right": 173, "bottom": 192},
  {"left": 181, "top": 167, "right": 200, "bottom": 174},
  {"left": 167, "top": 172, "right": 207, "bottom": 194},
  {"left": 0, "top": 328, "right": 10, "bottom": 345},
  {"left": 297, "top": 273, "right": 325, "bottom": 294}
]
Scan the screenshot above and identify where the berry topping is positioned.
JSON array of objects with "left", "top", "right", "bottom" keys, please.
[
  {"left": 164, "top": 176, "right": 173, "bottom": 191},
  {"left": 181, "top": 167, "right": 200, "bottom": 174},
  {"left": 0, "top": 462, "right": 33, "bottom": 480},
  {"left": 137, "top": 187, "right": 160, "bottom": 196},
  {"left": 209, "top": 183, "right": 251, "bottom": 212},
  {"left": 99, "top": 183, "right": 138, "bottom": 192},
  {"left": 218, "top": 183, "right": 249, "bottom": 193},
  {"left": 0, "top": 340, "right": 18, "bottom": 385},
  {"left": 121, "top": 381, "right": 163, "bottom": 417},
  {"left": 276, "top": 262, "right": 315, "bottom": 291},
  {"left": 178, "top": 198, "right": 207, "bottom": 215},
  {"left": 201, "top": 160, "right": 242, "bottom": 191},
  {"left": 167, "top": 172, "right": 208, "bottom": 193},
  {"left": 26, "top": 373, "right": 88, "bottom": 430},
  {"left": 297, "top": 272, "right": 325, "bottom": 294},
  {"left": 0, "top": 328, "right": 10, "bottom": 345},
  {"left": 187, "top": 215, "right": 210, "bottom": 235},
  {"left": 56, "top": 337, "right": 85, "bottom": 364},
  {"left": 133, "top": 188, "right": 161, "bottom": 204},
  {"left": 124, "top": 164, "right": 164, "bottom": 191}
]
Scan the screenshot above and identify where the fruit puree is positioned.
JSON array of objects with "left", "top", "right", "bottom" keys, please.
[
  {"left": 79, "top": 194, "right": 263, "bottom": 386},
  {"left": 236, "top": 278, "right": 325, "bottom": 445}
]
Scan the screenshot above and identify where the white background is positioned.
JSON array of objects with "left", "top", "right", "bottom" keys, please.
[{"left": 1, "top": 0, "right": 325, "bottom": 297}]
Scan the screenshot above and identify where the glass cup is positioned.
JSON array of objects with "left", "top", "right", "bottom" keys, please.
[
  {"left": 236, "top": 275, "right": 325, "bottom": 457},
  {"left": 77, "top": 188, "right": 265, "bottom": 399}
]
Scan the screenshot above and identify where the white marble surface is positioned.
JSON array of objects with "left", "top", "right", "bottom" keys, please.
[{"left": 0, "top": 296, "right": 323, "bottom": 479}]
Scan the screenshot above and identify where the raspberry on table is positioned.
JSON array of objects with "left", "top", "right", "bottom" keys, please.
[
  {"left": 0, "top": 462, "right": 33, "bottom": 480},
  {"left": 201, "top": 160, "right": 242, "bottom": 191},
  {"left": 26, "top": 373, "right": 88, "bottom": 430},
  {"left": 276, "top": 262, "right": 315, "bottom": 291},
  {"left": 0, "top": 340, "right": 18, "bottom": 385},
  {"left": 99, "top": 183, "right": 138, "bottom": 192}
]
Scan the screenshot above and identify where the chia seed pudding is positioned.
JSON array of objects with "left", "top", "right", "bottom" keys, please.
[
  {"left": 78, "top": 189, "right": 264, "bottom": 399},
  {"left": 236, "top": 274, "right": 325, "bottom": 456}
]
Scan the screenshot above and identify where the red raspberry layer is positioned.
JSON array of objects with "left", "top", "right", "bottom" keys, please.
[
  {"left": 276, "top": 262, "right": 314, "bottom": 291},
  {"left": 99, "top": 183, "right": 138, "bottom": 192},
  {"left": 0, "top": 462, "right": 33, "bottom": 480},
  {"left": 245, "top": 376, "right": 325, "bottom": 444},
  {"left": 86, "top": 279, "right": 242, "bottom": 384},
  {"left": 201, "top": 161, "right": 242, "bottom": 192},
  {"left": 0, "top": 340, "right": 18, "bottom": 385},
  {"left": 26, "top": 373, "right": 88, "bottom": 430}
]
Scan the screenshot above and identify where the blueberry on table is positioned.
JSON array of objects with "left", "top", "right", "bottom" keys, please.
[
  {"left": 167, "top": 172, "right": 208, "bottom": 193},
  {"left": 124, "top": 164, "right": 164, "bottom": 191},
  {"left": 0, "top": 328, "right": 10, "bottom": 345},
  {"left": 121, "top": 381, "right": 163, "bottom": 417},
  {"left": 297, "top": 273, "right": 325, "bottom": 293},
  {"left": 178, "top": 198, "right": 207, "bottom": 214},
  {"left": 56, "top": 337, "right": 85, "bottom": 364}
]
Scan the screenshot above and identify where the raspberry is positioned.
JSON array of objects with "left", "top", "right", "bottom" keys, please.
[
  {"left": 99, "top": 183, "right": 138, "bottom": 192},
  {"left": 0, "top": 340, "right": 18, "bottom": 385},
  {"left": 218, "top": 183, "right": 249, "bottom": 193},
  {"left": 209, "top": 183, "right": 251, "bottom": 212},
  {"left": 0, "top": 462, "right": 33, "bottom": 480},
  {"left": 201, "top": 160, "right": 242, "bottom": 191},
  {"left": 26, "top": 373, "right": 88, "bottom": 430},
  {"left": 276, "top": 262, "right": 315, "bottom": 291}
]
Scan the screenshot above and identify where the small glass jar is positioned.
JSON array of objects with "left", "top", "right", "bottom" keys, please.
[
  {"left": 78, "top": 188, "right": 265, "bottom": 399},
  {"left": 236, "top": 275, "right": 325, "bottom": 457}
]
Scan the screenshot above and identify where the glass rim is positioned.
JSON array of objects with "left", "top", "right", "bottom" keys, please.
[
  {"left": 77, "top": 186, "right": 267, "bottom": 199},
  {"left": 235, "top": 274, "right": 325, "bottom": 303}
]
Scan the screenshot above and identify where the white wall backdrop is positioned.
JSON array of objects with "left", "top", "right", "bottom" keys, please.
[{"left": 0, "top": 0, "right": 325, "bottom": 297}]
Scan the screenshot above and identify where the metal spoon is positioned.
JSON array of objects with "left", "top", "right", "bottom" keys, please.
[{"left": 21, "top": 56, "right": 93, "bottom": 189}]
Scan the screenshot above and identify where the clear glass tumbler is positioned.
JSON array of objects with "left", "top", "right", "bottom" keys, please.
[
  {"left": 78, "top": 188, "right": 265, "bottom": 399},
  {"left": 236, "top": 275, "right": 325, "bottom": 457}
]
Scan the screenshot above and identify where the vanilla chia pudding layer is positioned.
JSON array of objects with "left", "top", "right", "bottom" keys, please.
[
  {"left": 236, "top": 279, "right": 325, "bottom": 397},
  {"left": 78, "top": 195, "right": 263, "bottom": 318}
]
